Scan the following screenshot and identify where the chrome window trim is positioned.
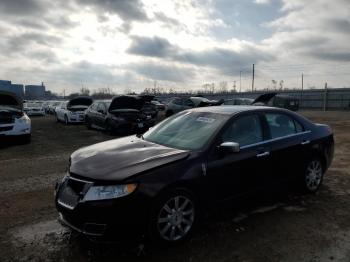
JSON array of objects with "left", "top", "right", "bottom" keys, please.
[{"left": 239, "top": 130, "right": 311, "bottom": 150}]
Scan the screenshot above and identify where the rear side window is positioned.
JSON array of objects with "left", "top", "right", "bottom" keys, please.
[
  {"left": 97, "top": 103, "right": 106, "bottom": 113},
  {"left": 172, "top": 98, "right": 182, "bottom": 105},
  {"left": 184, "top": 99, "right": 195, "bottom": 107},
  {"left": 265, "top": 113, "right": 301, "bottom": 139},
  {"left": 221, "top": 114, "right": 263, "bottom": 147},
  {"left": 90, "top": 103, "right": 98, "bottom": 111}
]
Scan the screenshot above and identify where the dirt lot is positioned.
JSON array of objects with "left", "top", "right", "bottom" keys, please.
[{"left": 0, "top": 111, "right": 350, "bottom": 262}]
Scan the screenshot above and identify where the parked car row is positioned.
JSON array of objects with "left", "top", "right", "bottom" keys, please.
[{"left": 53, "top": 95, "right": 164, "bottom": 135}]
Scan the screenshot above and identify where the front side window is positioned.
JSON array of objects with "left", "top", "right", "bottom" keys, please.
[
  {"left": 184, "top": 99, "right": 195, "bottom": 107},
  {"left": 172, "top": 98, "right": 182, "bottom": 105},
  {"left": 221, "top": 114, "right": 263, "bottom": 147},
  {"left": 265, "top": 113, "right": 300, "bottom": 139},
  {"left": 144, "top": 111, "right": 229, "bottom": 150}
]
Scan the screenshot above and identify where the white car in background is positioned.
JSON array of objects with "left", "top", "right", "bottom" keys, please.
[
  {"left": 0, "top": 91, "right": 31, "bottom": 142},
  {"left": 23, "top": 102, "right": 45, "bottom": 116},
  {"left": 55, "top": 96, "right": 93, "bottom": 125},
  {"left": 48, "top": 101, "right": 61, "bottom": 114}
]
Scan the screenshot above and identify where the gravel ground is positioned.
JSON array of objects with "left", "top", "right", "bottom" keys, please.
[{"left": 0, "top": 111, "right": 350, "bottom": 262}]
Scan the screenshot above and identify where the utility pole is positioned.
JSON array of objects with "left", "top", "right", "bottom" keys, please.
[
  {"left": 300, "top": 73, "right": 304, "bottom": 108},
  {"left": 252, "top": 64, "right": 255, "bottom": 92},
  {"left": 323, "top": 82, "right": 328, "bottom": 111},
  {"left": 239, "top": 71, "right": 242, "bottom": 93}
]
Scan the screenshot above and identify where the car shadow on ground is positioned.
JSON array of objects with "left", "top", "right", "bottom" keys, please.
[
  {"left": 53, "top": 187, "right": 309, "bottom": 261},
  {"left": 0, "top": 137, "right": 30, "bottom": 149}
]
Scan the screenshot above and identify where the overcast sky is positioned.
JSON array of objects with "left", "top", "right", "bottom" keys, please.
[{"left": 0, "top": 0, "right": 349, "bottom": 94}]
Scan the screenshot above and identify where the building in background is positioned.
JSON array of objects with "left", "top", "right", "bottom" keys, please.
[
  {"left": 0, "top": 80, "right": 24, "bottom": 98},
  {"left": 25, "top": 82, "right": 46, "bottom": 99}
]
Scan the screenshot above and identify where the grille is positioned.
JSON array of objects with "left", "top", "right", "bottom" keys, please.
[
  {"left": 0, "top": 116, "right": 14, "bottom": 124},
  {"left": 0, "top": 125, "right": 13, "bottom": 132},
  {"left": 58, "top": 177, "right": 92, "bottom": 209}
]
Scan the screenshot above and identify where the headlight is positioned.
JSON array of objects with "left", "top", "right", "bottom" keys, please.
[
  {"left": 17, "top": 115, "right": 31, "bottom": 124},
  {"left": 83, "top": 184, "right": 137, "bottom": 201}
]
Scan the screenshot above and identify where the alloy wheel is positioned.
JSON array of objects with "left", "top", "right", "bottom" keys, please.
[
  {"left": 157, "top": 195, "right": 195, "bottom": 241},
  {"left": 305, "top": 160, "right": 323, "bottom": 191}
]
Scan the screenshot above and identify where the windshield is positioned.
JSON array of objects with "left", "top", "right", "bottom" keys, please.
[{"left": 143, "top": 111, "right": 229, "bottom": 150}]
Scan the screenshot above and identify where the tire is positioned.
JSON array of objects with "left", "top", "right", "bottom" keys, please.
[
  {"left": 105, "top": 120, "right": 114, "bottom": 135},
  {"left": 85, "top": 117, "right": 92, "bottom": 129},
  {"left": 165, "top": 110, "right": 173, "bottom": 118},
  {"left": 301, "top": 158, "right": 324, "bottom": 193},
  {"left": 64, "top": 115, "right": 69, "bottom": 125},
  {"left": 148, "top": 189, "right": 197, "bottom": 244}
]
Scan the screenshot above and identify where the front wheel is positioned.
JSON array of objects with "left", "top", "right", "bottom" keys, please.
[
  {"left": 302, "top": 158, "right": 324, "bottom": 193},
  {"left": 149, "top": 190, "right": 196, "bottom": 244},
  {"left": 64, "top": 115, "right": 69, "bottom": 125}
]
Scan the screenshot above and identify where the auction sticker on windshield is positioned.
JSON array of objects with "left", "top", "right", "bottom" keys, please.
[{"left": 196, "top": 117, "right": 216, "bottom": 123}]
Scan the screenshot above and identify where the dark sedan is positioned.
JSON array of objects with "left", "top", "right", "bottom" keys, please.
[
  {"left": 85, "top": 96, "right": 156, "bottom": 135},
  {"left": 55, "top": 106, "right": 334, "bottom": 243}
]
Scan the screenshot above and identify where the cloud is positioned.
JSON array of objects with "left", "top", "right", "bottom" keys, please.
[
  {"left": 0, "top": 0, "right": 45, "bottom": 16},
  {"left": 127, "top": 35, "right": 273, "bottom": 75},
  {"left": 128, "top": 36, "right": 176, "bottom": 58},
  {"left": 3, "top": 32, "right": 62, "bottom": 55},
  {"left": 128, "top": 62, "right": 196, "bottom": 82},
  {"left": 76, "top": 0, "right": 148, "bottom": 22},
  {"left": 254, "top": 0, "right": 271, "bottom": 4},
  {"left": 264, "top": 0, "right": 350, "bottom": 62}
]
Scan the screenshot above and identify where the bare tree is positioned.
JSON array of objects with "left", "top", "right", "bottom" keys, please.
[
  {"left": 272, "top": 80, "right": 277, "bottom": 90},
  {"left": 279, "top": 80, "right": 284, "bottom": 90}
]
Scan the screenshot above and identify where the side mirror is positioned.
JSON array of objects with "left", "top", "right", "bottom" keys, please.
[{"left": 219, "top": 142, "right": 240, "bottom": 153}]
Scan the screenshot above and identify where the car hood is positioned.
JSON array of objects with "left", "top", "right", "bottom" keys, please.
[
  {"left": 252, "top": 93, "right": 277, "bottom": 104},
  {"left": 109, "top": 95, "right": 146, "bottom": 112},
  {"left": 70, "top": 136, "right": 190, "bottom": 181},
  {"left": 67, "top": 97, "right": 93, "bottom": 108},
  {"left": 0, "top": 91, "right": 22, "bottom": 110}
]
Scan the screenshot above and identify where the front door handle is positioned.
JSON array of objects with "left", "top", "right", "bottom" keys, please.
[
  {"left": 256, "top": 151, "right": 270, "bottom": 157},
  {"left": 301, "top": 140, "right": 310, "bottom": 145}
]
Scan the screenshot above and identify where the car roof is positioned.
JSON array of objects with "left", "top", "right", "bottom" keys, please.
[{"left": 189, "top": 105, "right": 283, "bottom": 115}]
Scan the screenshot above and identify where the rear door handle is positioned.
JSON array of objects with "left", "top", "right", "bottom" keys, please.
[
  {"left": 256, "top": 151, "right": 270, "bottom": 157},
  {"left": 301, "top": 140, "right": 310, "bottom": 145}
]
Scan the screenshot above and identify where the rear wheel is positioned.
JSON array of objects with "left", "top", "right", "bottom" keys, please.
[
  {"left": 302, "top": 158, "right": 324, "bottom": 193},
  {"left": 149, "top": 190, "right": 196, "bottom": 244},
  {"left": 105, "top": 120, "right": 114, "bottom": 135}
]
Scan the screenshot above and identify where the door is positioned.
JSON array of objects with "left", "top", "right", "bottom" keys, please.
[
  {"left": 95, "top": 103, "right": 107, "bottom": 128},
  {"left": 261, "top": 112, "right": 311, "bottom": 185},
  {"left": 182, "top": 98, "right": 195, "bottom": 110},
  {"left": 206, "top": 113, "right": 271, "bottom": 201},
  {"left": 171, "top": 98, "right": 184, "bottom": 113}
]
